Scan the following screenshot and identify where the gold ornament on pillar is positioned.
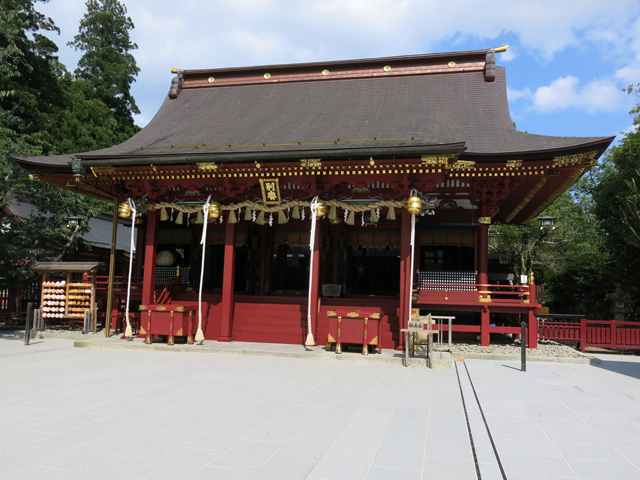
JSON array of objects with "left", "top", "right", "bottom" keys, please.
[{"left": 406, "top": 195, "right": 422, "bottom": 215}]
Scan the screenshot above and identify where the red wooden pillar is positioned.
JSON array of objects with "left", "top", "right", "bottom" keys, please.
[
  {"left": 474, "top": 225, "right": 479, "bottom": 274},
  {"left": 142, "top": 210, "right": 159, "bottom": 305},
  {"left": 477, "top": 224, "right": 489, "bottom": 286},
  {"left": 309, "top": 222, "right": 322, "bottom": 344},
  {"left": 219, "top": 221, "right": 236, "bottom": 342},
  {"left": 481, "top": 305, "right": 490, "bottom": 346},
  {"left": 398, "top": 209, "right": 412, "bottom": 350},
  {"left": 133, "top": 226, "right": 145, "bottom": 279},
  {"left": 527, "top": 283, "right": 538, "bottom": 348},
  {"left": 330, "top": 225, "right": 341, "bottom": 284}
]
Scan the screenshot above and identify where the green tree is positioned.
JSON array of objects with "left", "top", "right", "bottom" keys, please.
[
  {"left": 592, "top": 84, "right": 640, "bottom": 320},
  {"left": 68, "top": 0, "right": 141, "bottom": 143},
  {"left": 0, "top": 1, "right": 115, "bottom": 288},
  {"left": 490, "top": 179, "right": 614, "bottom": 317},
  {"left": 0, "top": 0, "right": 62, "bottom": 158}
]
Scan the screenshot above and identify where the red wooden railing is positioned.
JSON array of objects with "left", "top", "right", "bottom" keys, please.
[
  {"left": 418, "top": 282, "right": 534, "bottom": 303},
  {"left": 538, "top": 319, "right": 640, "bottom": 352}
]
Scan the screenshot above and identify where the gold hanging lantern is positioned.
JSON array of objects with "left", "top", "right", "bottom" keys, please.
[
  {"left": 118, "top": 202, "right": 132, "bottom": 218},
  {"left": 208, "top": 202, "right": 221, "bottom": 220},
  {"left": 316, "top": 200, "right": 327, "bottom": 218},
  {"left": 406, "top": 196, "right": 422, "bottom": 215}
]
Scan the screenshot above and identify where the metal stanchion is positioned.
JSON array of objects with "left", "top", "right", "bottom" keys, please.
[
  {"left": 24, "top": 302, "right": 33, "bottom": 346},
  {"left": 521, "top": 320, "right": 526, "bottom": 372}
]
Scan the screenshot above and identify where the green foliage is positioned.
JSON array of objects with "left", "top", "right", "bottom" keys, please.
[
  {"left": 0, "top": 0, "right": 137, "bottom": 288},
  {"left": 46, "top": 62, "right": 119, "bottom": 154},
  {"left": 491, "top": 178, "right": 614, "bottom": 317},
  {"left": 590, "top": 85, "right": 640, "bottom": 320},
  {"left": 68, "top": 0, "right": 141, "bottom": 143}
]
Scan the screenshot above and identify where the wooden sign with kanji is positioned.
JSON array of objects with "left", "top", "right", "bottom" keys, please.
[{"left": 259, "top": 178, "right": 281, "bottom": 205}]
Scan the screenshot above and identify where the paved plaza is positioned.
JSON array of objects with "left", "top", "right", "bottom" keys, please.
[{"left": 0, "top": 335, "right": 639, "bottom": 480}]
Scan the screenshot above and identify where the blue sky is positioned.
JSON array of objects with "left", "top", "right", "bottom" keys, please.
[{"left": 40, "top": 0, "right": 640, "bottom": 144}]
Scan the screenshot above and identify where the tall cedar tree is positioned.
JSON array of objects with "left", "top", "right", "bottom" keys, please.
[
  {"left": 68, "top": 0, "right": 141, "bottom": 144},
  {"left": 0, "top": 1, "right": 119, "bottom": 291},
  {"left": 0, "top": 0, "right": 62, "bottom": 157}
]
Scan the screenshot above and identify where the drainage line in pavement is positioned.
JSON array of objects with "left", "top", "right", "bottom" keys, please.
[
  {"left": 463, "top": 362, "right": 508, "bottom": 480},
  {"left": 454, "top": 361, "right": 482, "bottom": 480}
]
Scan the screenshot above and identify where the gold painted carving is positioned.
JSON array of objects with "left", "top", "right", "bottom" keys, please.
[
  {"left": 450, "top": 160, "right": 476, "bottom": 170},
  {"left": 553, "top": 150, "right": 598, "bottom": 167},
  {"left": 90, "top": 166, "right": 116, "bottom": 177},
  {"left": 175, "top": 328, "right": 183, "bottom": 336},
  {"left": 175, "top": 306, "right": 185, "bottom": 312},
  {"left": 506, "top": 160, "right": 522, "bottom": 168},
  {"left": 156, "top": 305, "right": 167, "bottom": 311},
  {"left": 347, "top": 311, "right": 358, "bottom": 317},
  {"left": 479, "top": 295, "right": 492, "bottom": 303},
  {"left": 421, "top": 155, "right": 449, "bottom": 167},
  {"left": 327, "top": 310, "right": 337, "bottom": 317},
  {"left": 328, "top": 333, "right": 336, "bottom": 343},
  {"left": 139, "top": 305, "right": 148, "bottom": 311},
  {"left": 479, "top": 217, "right": 492, "bottom": 225},
  {"left": 371, "top": 313, "right": 381, "bottom": 319},
  {"left": 370, "top": 336, "right": 378, "bottom": 345},
  {"left": 197, "top": 162, "right": 218, "bottom": 172},
  {"left": 300, "top": 158, "right": 322, "bottom": 168}
]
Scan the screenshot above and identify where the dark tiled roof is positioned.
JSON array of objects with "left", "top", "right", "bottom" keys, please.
[
  {"left": 6, "top": 197, "right": 133, "bottom": 252},
  {"left": 15, "top": 60, "right": 613, "bottom": 168},
  {"left": 31, "top": 261, "right": 104, "bottom": 272}
]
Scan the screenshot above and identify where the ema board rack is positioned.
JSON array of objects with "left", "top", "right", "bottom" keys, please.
[{"left": 41, "top": 281, "right": 94, "bottom": 319}]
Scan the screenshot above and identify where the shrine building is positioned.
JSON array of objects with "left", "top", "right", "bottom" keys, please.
[{"left": 14, "top": 47, "right": 614, "bottom": 350}]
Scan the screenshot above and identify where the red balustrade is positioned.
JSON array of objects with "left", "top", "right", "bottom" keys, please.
[{"left": 539, "top": 318, "right": 640, "bottom": 352}]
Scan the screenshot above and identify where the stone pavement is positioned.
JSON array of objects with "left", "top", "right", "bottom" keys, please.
[{"left": 0, "top": 335, "right": 639, "bottom": 479}]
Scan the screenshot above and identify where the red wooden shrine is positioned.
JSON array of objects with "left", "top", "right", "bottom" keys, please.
[{"left": 14, "top": 47, "right": 614, "bottom": 349}]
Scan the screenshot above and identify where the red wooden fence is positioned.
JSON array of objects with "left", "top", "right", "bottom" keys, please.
[{"left": 538, "top": 319, "right": 640, "bottom": 352}]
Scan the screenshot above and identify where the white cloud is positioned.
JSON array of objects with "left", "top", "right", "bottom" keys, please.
[
  {"left": 615, "top": 53, "right": 640, "bottom": 85},
  {"left": 507, "top": 87, "right": 532, "bottom": 102},
  {"left": 531, "top": 75, "right": 624, "bottom": 114}
]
